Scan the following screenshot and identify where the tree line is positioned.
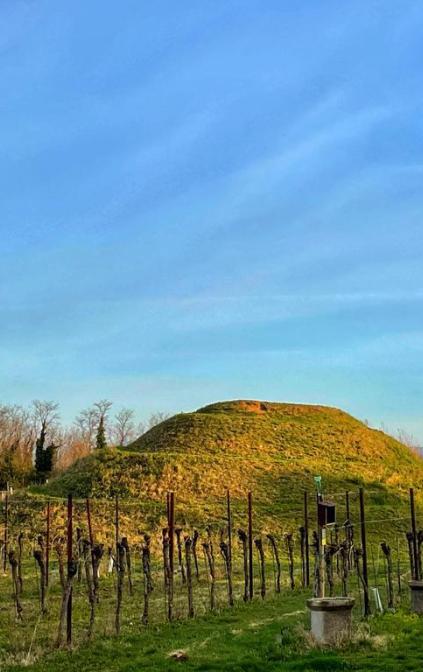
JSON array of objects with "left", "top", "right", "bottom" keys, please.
[{"left": 0, "top": 400, "right": 170, "bottom": 487}]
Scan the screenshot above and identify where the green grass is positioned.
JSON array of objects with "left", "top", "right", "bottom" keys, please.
[
  {"left": 4, "top": 400, "right": 423, "bottom": 670},
  {"left": 37, "top": 400, "right": 423, "bottom": 538},
  {"left": 0, "top": 525, "right": 417, "bottom": 671},
  {"left": 3, "top": 592, "right": 423, "bottom": 672}
]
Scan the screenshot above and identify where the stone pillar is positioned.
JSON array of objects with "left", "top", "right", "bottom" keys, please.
[
  {"left": 307, "top": 597, "right": 355, "bottom": 645},
  {"left": 409, "top": 580, "right": 423, "bottom": 614}
]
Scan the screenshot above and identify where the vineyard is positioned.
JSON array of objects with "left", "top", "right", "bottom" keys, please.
[{"left": 0, "top": 483, "right": 422, "bottom": 668}]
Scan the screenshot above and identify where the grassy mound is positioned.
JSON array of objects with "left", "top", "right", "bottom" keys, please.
[{"left": 43, "top": 400, "right": 423, "bottom": 532}]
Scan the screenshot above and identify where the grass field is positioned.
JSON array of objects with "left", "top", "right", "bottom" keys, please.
[
  {"left": 0, "top": 514, "right": 418, "bottom": 672},
  {"left": 3, "top": 591, "right": 423, "bottom": 672},
  {"left": 2, "top": 401, "right": 423, "bottom": 670}
]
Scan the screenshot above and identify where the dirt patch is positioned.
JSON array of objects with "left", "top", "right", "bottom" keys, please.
[{"left": 238, "top": 401, "right": 269, "bottom": 414}]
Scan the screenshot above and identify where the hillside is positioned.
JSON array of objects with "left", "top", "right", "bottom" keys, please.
[{"left": 42, "top": 400, "right": 423, "bottom": 533}]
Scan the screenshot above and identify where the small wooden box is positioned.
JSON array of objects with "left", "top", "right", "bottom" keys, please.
[{"left": 318, "top": 501, "right": 336, "bottom": 527}]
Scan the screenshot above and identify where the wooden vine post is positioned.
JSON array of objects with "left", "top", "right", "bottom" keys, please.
[
  {"left": 266, "top": 534, "right": 281, "bottom": 593},
  {"left": 381, "top": 541, "right": 394, "bottom": 609},
  {"left": 17, "top": 532, "right": 23, "bottom": 594},
  {"left": 285, "top": 533, "right": 295, "bottom": 590},
  {"left": 175, "top": 528, "right": 186, "bottom": 584},
  {"left": 114, "top": 495, "right": 119, "bottom": 573},
  {"left": 46, "top": 501, "right": 51, "bottom": 587},
  {"left": 299, "top": 526, "right": 306, "bottom": 587},
  {"left": 3, "top": 487, "right": 9, "bottom": 573},
  {"left": 410, "top": 488, "right": 420, "bottom": 581},
  {"left": 86, "top": 498, "right": 94, "bottom": 547},
  {"left": 76, "top": 527, "right": 83, "bottom": 583},
  {"left": 219, "top": 536, "right": 234, "bottom": 606},
  {"left": 396, "top": 537, "right": 402, "bottom": 599},
  {"left": 311, "top": 530, "right": 320, "bottom": 597},
  {"left": 202, "top": 540, "right": 216, "bottom": 610},
  {"left": 57, "top": 496, "right": 77, "bottom": 647},
  {"left": 238, "top": 529, "right": 249, "bottom": 601},
  {"left": 115, "top": 542, "right": 126, "bottom": 634},
  {"left": 34, "top": 537, "right": 47, "bottom": 613},
  {"left": 340, "top": 541, "right": 349, "bottom": 596},
  {"left": 162, "top": 527, "right": 170, "bottom": 616},
  {"left": 254, "top": 538, "right": 266, "bottom": 598},
  {"left": 121, "top": 537, "right": 133, "bottom": 595},
  {"left": 304, "top": 491, "right": 310, "bottom": 587},
  {"left": 55, "top": 537, "right": 66, "bottom": 591},
  {"left": 82, "top": 539, "right": 96, "bottom": 638},
  {"left": 92, "top": 543, "right": 104, "bottom": 602},
  {"left": 141, "top": 534, "right": 153, "bottom": 625},
  {"left": 406, "top": 532, "right": 415, "bottom": 577},
  {"left": 66, "top": 494, "right": 73, "bottom": 645},
  {"left": 316, "top": 492, "right": 324, "bottom": 597},
  {"left": 168, "top": 491, "right": 175, "bottom": 621},
  {"left": 248, "top": 492, "right": 253, "bottom": 600},
  {"left": 324, "top": 544, "right": 336, "bottom": 597},
  {"left": 192, "top": 530, "right": 200, "bottom": 579},
  {"left": 227, "top": 489, "right": 232, "bottom": 566},
  {"left": 185, "top": 536, "right": 194, "bottom": 617},
  {"left": 359, "top": 487, "right": 371, "bottom": 616},
  {"left": 8, "top": 550, "right": 23, "bottom": 620}
]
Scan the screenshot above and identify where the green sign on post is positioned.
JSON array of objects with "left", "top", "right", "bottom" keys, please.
[{"left": 314, "top": 475, "right": 322, "bottom": 494}]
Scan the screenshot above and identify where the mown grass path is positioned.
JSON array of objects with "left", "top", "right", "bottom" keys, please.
[{"left": 4, "top": 592, "right": 423, "bottom": 672}]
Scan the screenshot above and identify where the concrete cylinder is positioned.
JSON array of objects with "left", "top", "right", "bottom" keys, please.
[
  {"left": 307, "top": 597, "right": 355, "bottom": 645},
  {"left": 409, "top": 580, "right": 423, "bottom": 614}
]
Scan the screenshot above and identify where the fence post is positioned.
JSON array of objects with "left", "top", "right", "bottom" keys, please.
[
  {"left": 227, "top": 489, "right": 232, "bottom": 566},
  {"left": 410, "top": 488, "right": 420, "bottom": 581},
  {"left": 304, "top": 491, "right": 310, "bottom": 587},
  {"left": 66, "top": 494, "right": 73, "bottom": 645},
  {"left": 46, "top": 501, "right": 51, "bottom": 587},
  {"left": 359, "top": 487, "right": 371, "bottom": 616},
  {"left": 86, "top": 498, "right": 94, "bottom": 546},
  {"left": 3, "top": 486, "right": 9, "bottom": 573},
  {"left": 115, "top": 495, "right": 119, "bottom": 566},
  {"left": 345, "top": 490, "right": 350, "bottom": 521},
  {"left": 168, "top": 491, "right": 175, "bottom": 620},
  {"left": 248, "top": 491, "right": 253, "bottom": 600},
  {"left": 316, "top": 492, "right": 324, "bottom": 597},
  {"left": 86, "top": 497, "right": 96, "bottom": 577}
]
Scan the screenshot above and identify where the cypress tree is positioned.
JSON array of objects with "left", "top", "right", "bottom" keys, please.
[
  {"left": 34, "top": 421, "right": 56, "bottom": 481},
  {"left": 34, "top": 421, "right": 47, "bottom": 479},
  {"left": 96, "top": 415, "right": 107, "bottom": 450}
]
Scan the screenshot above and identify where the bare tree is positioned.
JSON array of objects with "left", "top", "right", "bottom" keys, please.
[
  {"left": 147, "top": 411, "right": 170, "bottom": 429},
  {"left": 54, "top": 427, "right": 92, "bottom": 471},
  {"left": 136, "top": 412, "right": 171, "bottom": 438},
  {"left": 32, "top": 400, "right": 60, "bottom": 432},
  {"left": 74, "top": 407, "right": 98, "bottom": 451},
  {"left": 0, "top": 404, "right": 34, "bottom": 485},
  {"left": 93, "top": 400, "right": 113, "bottom": 420},
  {"left": 74, "top": 400, "right": 112, "bottom": 451},
  {"left": 111, "top": 408, "right": 136, "bottom": 447},
  {"left": 32, "top": 401, "right": 60, "bottom": 480},
  {"left": 0, "top": 399, "right": 174, "bottom": 479}
]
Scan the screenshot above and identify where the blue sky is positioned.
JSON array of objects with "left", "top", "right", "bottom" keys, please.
[{"left": 1, "top": 1, "right": 423, "bottom": 439}]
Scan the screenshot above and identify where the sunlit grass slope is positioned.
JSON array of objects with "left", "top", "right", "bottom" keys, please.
[{"left": 43, "top": 400, "right": 423, "bottom": 532}]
